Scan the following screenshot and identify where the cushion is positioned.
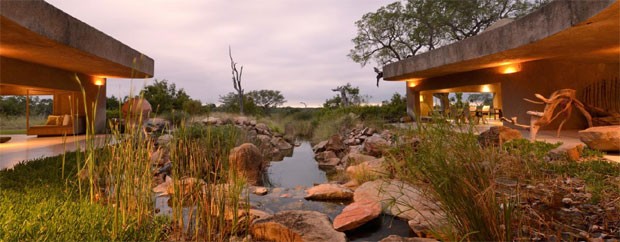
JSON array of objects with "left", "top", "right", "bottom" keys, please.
[
  {"left": 45, "top": 115, "right": 61, "bottom": 125},
  {"left": 62, "top": 114, "right": 71, "bottom": 126}
]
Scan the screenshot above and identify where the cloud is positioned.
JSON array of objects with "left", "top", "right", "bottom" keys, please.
[{"left": 47, "top": 0, "right": 402, "bottom": 107}]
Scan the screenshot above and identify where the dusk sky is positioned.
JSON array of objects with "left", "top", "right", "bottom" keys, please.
[{"left": 46, "top": 0, "right": 404, "bottom": 107}]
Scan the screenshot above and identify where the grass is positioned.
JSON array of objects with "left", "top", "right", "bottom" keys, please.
[
  {"left": 0, "top": 115, "right": 46, "bottom": 130},
  {"left": 0, "top": 129, "right": 25, "bottom": 135},
  {"left": 385, "top": 118, "right": 620, "bottom": 241},
  {"left": 0, "top": 153, "right": 169, "bottom": 241}
]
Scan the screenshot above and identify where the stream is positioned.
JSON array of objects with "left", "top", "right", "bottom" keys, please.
[
  {"left": 155, "top": 141, "right": 414, "bottom": 241},
  {"left": 251, "top": 141, "right": 414, "bottom": 241}
]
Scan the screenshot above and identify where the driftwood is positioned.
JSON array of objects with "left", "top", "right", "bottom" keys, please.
[{"left": 502, "top": 89, "right": 592, "bottom": 140}]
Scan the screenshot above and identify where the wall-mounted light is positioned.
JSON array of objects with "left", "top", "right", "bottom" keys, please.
[
  {"left": 419, "top": 95, "right": 424, "bottom": 102},
  {"left": 94, "top": 78, "right": 106, "bottom": 86},
  {"left": 498, "top": 63, "right": 521, "bottom": 74},
  {"left": 481, "top": 85, "right": 491, "bottom": 93}
]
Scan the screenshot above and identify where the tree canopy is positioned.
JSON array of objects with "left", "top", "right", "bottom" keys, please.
[
  {"left": 142, "top": 79, "right": 193, "bottom": 114},
  {"left": 349, "top": 0, "right": 548, "bottom": 67},
  {"left": 246, "top": 90, "right": 286, "bottom": 114},
  {"left": 323, "top": 83, "right": 368, "bottom": 108}
]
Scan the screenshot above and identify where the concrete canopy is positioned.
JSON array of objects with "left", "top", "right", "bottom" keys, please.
[
  {"left": 0, "top": 0, "right": 154, "bottom": 79},
  {"left": 383, "top": 0, "right": 619, "bottom": 81}
]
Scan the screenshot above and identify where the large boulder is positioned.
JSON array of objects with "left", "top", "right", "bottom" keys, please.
[
  {"left": 578, "top": 125, "right": 620, "bottom": 152},
  {"left": 363, "top": 134, "right": 390, "bottom": 156},
  {"left": 121, "top": 97, "right": 152, "bottom": 127},
  {"left": 305, "top": 184, "right": 353, "bottom": 201},
  {"left": 333, "top": 199, "right": 381, "bottom": 231},
  {"left": 478, "top": 126, "right": 522, "bottom": 147},
  {"left": 250, "top": 210, "right": 346, "bottom": 242},
  {"left": 233, "top": 116, "right": 250, "bottom": 125},
  {"left": 353, "top": 180, "right": 444, "bottom": 226},
  {"left": 229, "top": 143, "right": 264, "bottom": 186},
  {"left": 202, "top": 117, "right": 221, "bottom": 125},
  {"left": 325, "top": 134, "right": 345, "bottom": 152}
]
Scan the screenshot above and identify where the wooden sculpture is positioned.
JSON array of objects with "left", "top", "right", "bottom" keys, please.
[{"left": 502, "top": 89, "right": 593, "bottom": 140}]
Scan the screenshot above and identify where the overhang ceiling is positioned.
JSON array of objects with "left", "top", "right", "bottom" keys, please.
[
  {"left": 0, "top": 1, "right": 154, "bottom": 79},
  {"left": 383, "top": 0, "right": 619, "bottom": 81}
]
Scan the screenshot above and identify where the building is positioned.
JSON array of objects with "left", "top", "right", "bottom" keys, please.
[
  {"left": 0, "top": 0, "right": 154, "bottom": 134},
  {"left": 383, "top": 0, "right": 619, "bottom": 130}
]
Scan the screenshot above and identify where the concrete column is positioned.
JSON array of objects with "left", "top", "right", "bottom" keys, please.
[{"left": 406, "top": 85, "right": 421, "bottom": 120}]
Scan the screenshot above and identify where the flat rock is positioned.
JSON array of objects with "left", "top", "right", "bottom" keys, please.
[
  {"left": 313, "top": 140, "right": 328, "bottom": 153},
  {"left": 578, "top": 125, "right": 620, "bottom": 151},
  {"left": 305, "top": 183, "right": 353, "bottom": 201},
  {"left": 250, "top": 210, "right": 346, "bottom": 242},
  {"left": 325, "top": 134, "right": 345, "bottom": 152},
  {"left": 354, "top": 180, "right": 444, "bottom": 225},
  {"left": 253, "top": 186, "right": 268, "bottom": 195},
  {"left": 333, "top": 199, "right": 381, "bottom": 231},
  {"left": 363, "top": 134, "right": 390, "bottom": 156}
]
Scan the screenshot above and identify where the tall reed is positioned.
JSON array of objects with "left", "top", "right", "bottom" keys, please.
[{"left": 387, "top": 118, "right": 518, "bottom": 241}]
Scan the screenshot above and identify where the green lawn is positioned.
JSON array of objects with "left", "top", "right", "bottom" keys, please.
[
  {"left": 0, "top": 129, "right": 25, "bottom": 135},
  {"left": 0, "top": 152, "right": 168, "bottom": 241}
]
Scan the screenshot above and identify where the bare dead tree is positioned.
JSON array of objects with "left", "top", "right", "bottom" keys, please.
[{"left": 229, "top": 46, "right": 244, "bottom": 115}]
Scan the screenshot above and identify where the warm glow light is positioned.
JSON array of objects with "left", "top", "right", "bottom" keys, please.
[
  {"left": 481, "top": 85, "right": 491, "bottom": 92},
  {"left": 408, "top": 82, "right": 417, "bottom": 87},
  {"left": 94, "top": 78, "right": 105, "bottom": 86},
  {"left": 499, "top": 63, "right": 521, "bottom": 74},
  {"left": 419, "top": 95, "right": 424, "bottom": 102}
]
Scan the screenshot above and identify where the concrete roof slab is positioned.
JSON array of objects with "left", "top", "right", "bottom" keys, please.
[
  {"left": 0, "top": 0, "right": 154, "bottom": 78},
  {"left": 383, "top": 0, "right": 619, "bottom": 81}
]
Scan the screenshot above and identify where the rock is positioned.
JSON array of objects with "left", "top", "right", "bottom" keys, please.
[
  {"left": 255, "top": 123, "right": 271, "bottom": 135},
  {"left": 233, "top": 116, "right": 250, "bottom": 125},
  {"left": 380, "top": 235, "right": 439, "bottom": 242},
  {"left": 152, "top": 176, "right": 172, "bottom": 194},
  {"left": 578, "top": 125, "right": 620, "bottom": 151},
  {"left": 333, "top": 199, "right": 381, "bottom": 231},
  {"left": 562, "top": 197, "right": 573, "bottom": 205},
  {"left": 363, "top": 135, "right": 390, "bottom": 156},
  {"left": 319, "top": 158, "right": 341, "bottom": 169},
  {"left": 342, "top": 153, "right": 378, "bottom": 166},
  {"left": 305, "top": 184, "right": 354, "bottom": 201},
  {"left": 354, "top": 180, "right": 444, "bottom": 225},
  {"left": 253, "top": 186, "right": 268, "bottom": 195},
  {"left": 202, "top": 117, "right": 221, "bottom": 125},
  {"left": 316, "top": 150, "right": 338, "bottom": 161},
  {"left": 145, "top": 118, "right": 170, "bottom": 133},
  {"left": 229, "top": 143, "right": 264, "bottom": 186},
  {"left": 478, "top": 126, "right": 522, "bottom": 147},
  {"left": 249, "top": 120, "right": 257, "bottom": 126},
  {"left": 313, "top": 140, "right": 328, "bottom": 153},
  {"left": 365, "top": 128, "right": 376, "bottom": 136},
  {"left": 325, "top": 134, "right": 345, "bottom": 152},
  {"left": 150, "top": 148, "right": 170, "bottom": 165},
  {"left": 346, "top": 158, "right": 386, "bottom": 180},
  {"left": 250, "top": 210, "right": 346, "bottom": 242},
  {"left": 248, "top": 209, "right": 272, "bottom": 221},
  {"left": 549, "top": 144, "right": 584, "bottom": 161},
  {"left": 157, "top": 134, "right": 174, "bottom": 147},
  {"left": 166, "top": 177, "right": 206, "bottom": 196},
  {"left": 271, "top": 137, "right": 293, "bottom": 150}
]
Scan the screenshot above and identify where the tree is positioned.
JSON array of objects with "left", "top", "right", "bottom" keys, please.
[
  {"left": 106, "top": 96, "right": 121, "bottom": 110},
  {"left": 218, "top": 92, "right": 259, "bottom": 115},
  {"left": 229, "top": 46, "right": 245, "bottom": 115},
  {"left": 142, "top": 79, "right": 192, "bottom": 114},
  {"left": 246, "top": 90, "right": 286, "bottom": 114},
  {"left": 182, "top": 99, "right": 203, "bottom": 116},
  {"left": 323, "top": 83, "right": 368, "bottom": 108},
  {"left": 350, "top": 0, "right": 548, "bottom": 68}
]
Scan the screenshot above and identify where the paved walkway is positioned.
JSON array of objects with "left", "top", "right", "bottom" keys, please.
[{"left": 0, "top": 134, "right": 109, "bottom": 170}]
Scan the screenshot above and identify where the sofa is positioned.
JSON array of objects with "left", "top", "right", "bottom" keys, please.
[{"left": 27, "top": 114, "right": 86, "bottom": 137}]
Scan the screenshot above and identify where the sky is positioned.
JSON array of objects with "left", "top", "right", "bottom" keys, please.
[{"left": 46, "top": 0, "right": 405, "bottom": 107}]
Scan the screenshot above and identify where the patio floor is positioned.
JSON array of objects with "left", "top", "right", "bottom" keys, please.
[{"left": 0, "top": 134, "right": 109, "bottom": 170}]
